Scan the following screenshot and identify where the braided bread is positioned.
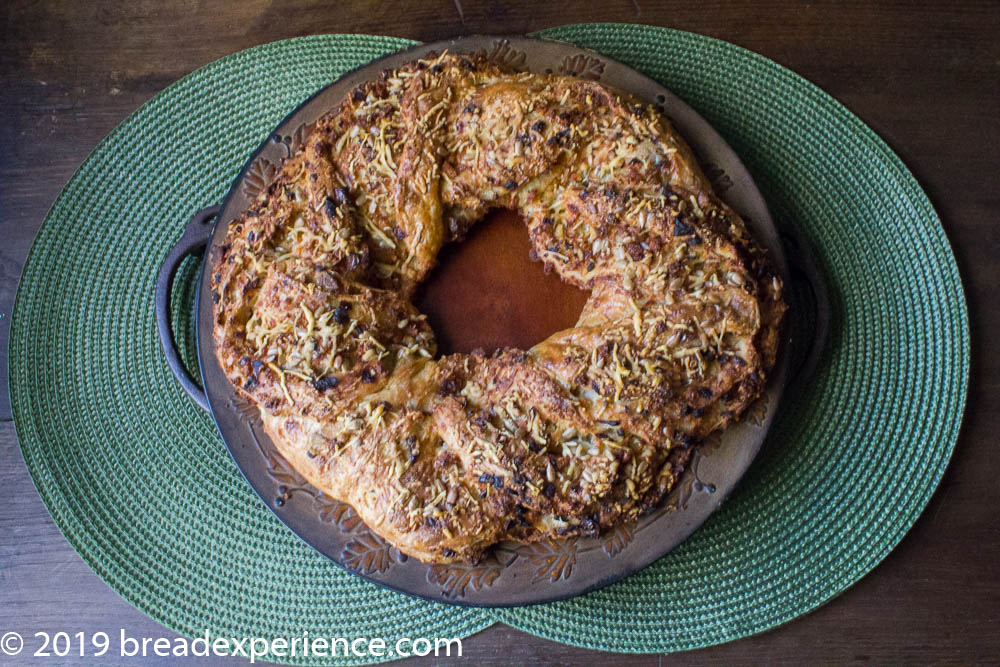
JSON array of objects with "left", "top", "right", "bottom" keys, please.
[{"left": 211, "top": 51, "right": 786, "bottom": 563}]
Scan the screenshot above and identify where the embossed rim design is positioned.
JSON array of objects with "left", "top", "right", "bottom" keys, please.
[{"left": 195, "top": 35, "right": 790, "bottom": 607}]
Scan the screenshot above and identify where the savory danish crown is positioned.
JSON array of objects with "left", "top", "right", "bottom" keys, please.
[{"left": 211, "top": 50, "right": 786, "bottom": 563}]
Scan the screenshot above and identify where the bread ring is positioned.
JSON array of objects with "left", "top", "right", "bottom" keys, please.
[{"left": 211, "top": 51, "right": 786, "bottom": 563}]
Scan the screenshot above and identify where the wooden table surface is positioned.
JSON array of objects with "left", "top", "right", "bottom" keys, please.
[{"left": 2, "top": 2, "right": 998, "bottom": 664}]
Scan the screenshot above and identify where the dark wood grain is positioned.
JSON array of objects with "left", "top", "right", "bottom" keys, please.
[{"left": 1, "top": 1, "right": 998, "bottom": 664}]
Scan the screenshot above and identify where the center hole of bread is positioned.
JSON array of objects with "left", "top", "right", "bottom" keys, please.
[{"left": 414, "top": 209, "right": 590, "bottom": 356}]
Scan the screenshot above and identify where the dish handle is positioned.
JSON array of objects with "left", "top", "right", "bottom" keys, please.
[{"left": 155, "top": 205, "right": 219, "bottom": 412}]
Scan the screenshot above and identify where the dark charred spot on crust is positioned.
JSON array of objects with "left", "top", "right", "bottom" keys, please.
[
  {"left": 324, "top": 196, "right": 340, "bottom": 219},
  {"left": 546, "top": 128, "right": 570, "bottom": 147},
  {"left": 504, "top": 180, "right": 518, "bottom": 190},
  {"left": 243, "top": 376, "right": 258, "bottom": 392},
  {"left": 312, "top": 375, "right": 340, "bottom": 392},
  {"left": 517, "top": 506, "right": 531, "bottom": 527},
  {"left": 251, "top": 360, "right": 264, "bottom": 376},
  {"left": 532, "top": 120, "right": 547, "bottom": 132},
  {"left": 698, "top": 387, "right": 714, "bottom": 399},
  {"left": 352, "top": 89, "right": 365, "bottom": 103},
  {"left": 442, "top": 547, "right": 455, "bottom": 557},
  {"left": 360, "top": 368, "right": 377, "bottom": 383},
  {"left": 478, "top": 473, "right": 504, "bottom": 489},
  {"left": 333, "top": 301, "right": 352, "bottom": 324},
  {"left": 677, "top": 432, "right": 698, "bottom": 448},
  {"left": 463, "top": 103, "right": 477, "bottom": 114},
  {"left": 674, "top": 217, "right": 696, "bottom": 237},
  {"left": 543, "top": 482, "right": 556, "bottom": 498}
]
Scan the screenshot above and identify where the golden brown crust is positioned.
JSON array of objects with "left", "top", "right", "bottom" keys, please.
[{"left": 211, "top": 51, "right": 786, "bottom": 563}]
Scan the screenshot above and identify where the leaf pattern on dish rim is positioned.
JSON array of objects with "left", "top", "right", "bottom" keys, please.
[
  {"left": 313, "top": 494, "right": 364, "bottom": 532},
  {"left": 476, "top": 38, "right": 527, "bottom": 70},
  {"left": 242, "top": 156, "right": 278, "bottom": 201},
  {"left": 426, "top": 557, "right": 504, "bottom": 598},
  {"left": 342, "top": 529, "right": 394, "bottom": 575},
  {"left": 523, "top": 538, "right": 579, "bottom": 582},
  {"left": 229, "top": 395, "right": 262, "bottom": 425},
  {"left": 601, "top": 522, "right": 634, "bottom": 558},
  {"left": 558, "top": 53, "right": 605, "bottom": 80}
]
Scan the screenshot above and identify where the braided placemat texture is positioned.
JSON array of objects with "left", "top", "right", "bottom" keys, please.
[{"left": 10, "top": 23, "right": 968, "bottom": 662}]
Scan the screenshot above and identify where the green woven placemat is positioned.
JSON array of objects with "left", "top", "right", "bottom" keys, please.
[{"left": 10, "top": 24, "right": 968, "bottom": 662}]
